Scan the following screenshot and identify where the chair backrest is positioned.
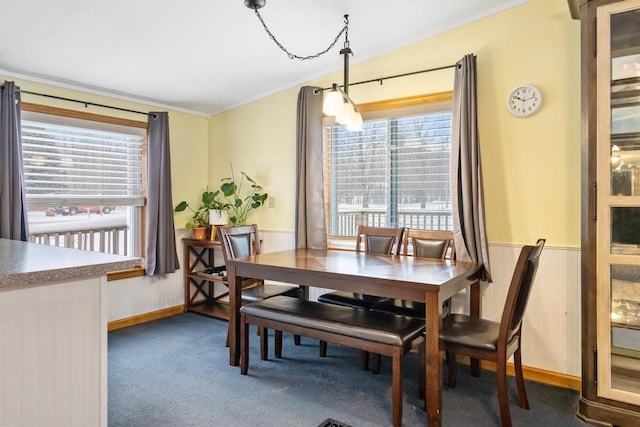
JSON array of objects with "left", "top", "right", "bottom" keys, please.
[
  {"left": 499, "top": 239, "right": 546, "bottom": 343},
  {"left": 355, "top": 226, "right": 404, "bottom": 255},
  {"left": 218, "top": 224, "right": 261, "bottom": 262},
  {"left": 402, "top": 229, "right": 455, "bottom": 260}
]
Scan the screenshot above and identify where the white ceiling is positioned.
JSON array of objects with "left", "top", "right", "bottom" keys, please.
[{"left": 1, "top": 0, "right": 529, "bottom": 117}]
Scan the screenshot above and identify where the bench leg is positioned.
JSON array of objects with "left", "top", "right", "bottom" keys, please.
[
  {"left": 259, "top": 326, "right": 268, "bottom": 360},
  {"left": 372, "top": 354, "right": 381, "bottom": 374},
  {"left": 240, "top": 313, "right": 249, "bottom": 375},
  {"left": 360, "top": 350, "right": 369, "bottom": 370},
  {"left": 275, "top": 330, "right": 283, "bottom": 358},
  {"left": 392, "top": 347, "right": 403, "bottom": 427},
  {"left": 319, "top": 340, "right": 327, "bottom": 357}
]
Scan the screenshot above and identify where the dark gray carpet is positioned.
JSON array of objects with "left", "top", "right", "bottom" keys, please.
[{"left": 108, "top": 312, "right": 586, "bottom": 427}]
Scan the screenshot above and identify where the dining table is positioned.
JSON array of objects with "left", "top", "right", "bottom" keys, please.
[{"left": 225, "top": 248, "right": 482, "bottom": 427}]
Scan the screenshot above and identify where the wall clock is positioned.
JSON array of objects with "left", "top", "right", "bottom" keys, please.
[{"left": 506, "top": 84, "right": 543, "bottom": 117}]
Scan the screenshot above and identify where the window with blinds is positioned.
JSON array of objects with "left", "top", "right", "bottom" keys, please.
[
  {"left": 323, "top": 98, "right": 453, "bottom": 239},
  {"left": 21, "top": 109, "right": 146, "bottom": 258},
  {"left": 22, "top": 118, "right": 144, "bottom": 207}
]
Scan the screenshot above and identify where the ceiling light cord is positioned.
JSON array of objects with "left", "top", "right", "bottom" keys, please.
[{"left": 251, "top": 7, "right": 349, "bottom": 61}]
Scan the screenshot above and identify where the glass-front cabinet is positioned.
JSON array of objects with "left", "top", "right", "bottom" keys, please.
[{"left": 579, "top": 0, "right": 640, "bottom": 424}]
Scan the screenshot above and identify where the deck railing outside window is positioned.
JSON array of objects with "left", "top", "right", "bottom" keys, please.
[
  {"left": 332, "top": 209, "right": 452, "bottom": 236},
  {"left": 29, "top": 226, "right": 129, "bottom": 256}
]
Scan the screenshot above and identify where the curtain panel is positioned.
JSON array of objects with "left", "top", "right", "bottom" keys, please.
[
  {"left": 451, "top": 54, "right": 492, "bottom": 282},
  {"left": 145, "top": 112, "right": 179, "bottom": 275},
  {"left": 295, "top": 86, "right": 326, "bottom": 249},
  {"left": 0, "top": 81, "right": 29, "bottom": 241}
]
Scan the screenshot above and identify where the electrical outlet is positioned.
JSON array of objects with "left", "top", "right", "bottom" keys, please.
[{"left": 268, "top": 197, "right": 275, "bottom": 208}]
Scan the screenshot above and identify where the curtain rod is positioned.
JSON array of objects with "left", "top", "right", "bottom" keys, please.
[
  {"left": 17, "top": 89, "right": 154, "bottom": 118},
  {"left": 320, "top": 63, "right": 457, "bottom": 91}
]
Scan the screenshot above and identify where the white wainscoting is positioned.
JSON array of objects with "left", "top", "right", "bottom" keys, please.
[
  {"left": 0, "top": 278, "right": 106, "bottom": 427},
  {"left": 107, "top": 229, "right": 581, "bottom": 377}
]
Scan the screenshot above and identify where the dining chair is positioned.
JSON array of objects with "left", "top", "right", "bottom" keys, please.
[
  {"left": 370, "top": 229, "right": 455, "bottom": 318},
  {"left": 317, "top": 225, "right": 405, "bottom": 310},
  {"left": 317, "top": 225, "right": 404, "bottom": 369},
  {"left": 218, "top": 224, "right": 302, "bottom": 359},
  {"left": 369, "top": 229, "right": 454, "bottom": 374},
  {"left": 431, "top": 238, "right": 546, "bottom": 427}
]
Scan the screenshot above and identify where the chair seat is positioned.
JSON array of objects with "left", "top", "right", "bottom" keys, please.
[
  {"left": 241, "top": 284, "right": 301, "bottom": 304},
  {"left": 317, "top": 291, "right": 389, "bottom": 309},
  {"left": 241, "top": 296, "right": 425, "bottom": 347},
  {"left": 440, "top": 313, "right": 500, "bottom": 352}
]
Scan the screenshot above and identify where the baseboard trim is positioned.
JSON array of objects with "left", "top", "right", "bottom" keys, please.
[
  {"left": 108, "top": 305, "right": 185, "bottom": 331},
  {"left": 480, "top": 359, "right": 582, "bottom": 391},
  {"left": 107, "top": 307, "right": 583, "bottom": 391}
]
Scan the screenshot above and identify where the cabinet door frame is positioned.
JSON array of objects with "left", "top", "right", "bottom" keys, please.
[{"left": 595, "top": 0, "right": 640, "bottom": 405}]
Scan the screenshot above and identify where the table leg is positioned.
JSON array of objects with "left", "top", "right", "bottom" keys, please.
[
  {"left": 469, "top": 279, "right": 481, "bottom": 377},
  {"left": 425, "top": 291, "right": 442, "bottom": 426},
  {"left": 227, "top": 265, "right": 241, "bottom": 366}
]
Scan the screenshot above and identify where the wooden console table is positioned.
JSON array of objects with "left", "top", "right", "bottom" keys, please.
[{"left": 182, "top": 238, "right": 230, "bottom": 320}]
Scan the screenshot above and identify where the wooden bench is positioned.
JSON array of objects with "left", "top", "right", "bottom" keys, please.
[{"left": 239, "top": 296, "right": 424, "bottom": 427}]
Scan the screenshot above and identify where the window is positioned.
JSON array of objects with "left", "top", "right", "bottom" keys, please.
[
  {"left": 323, "top": 93, "right": 453, "bottom": 244},
  {"left": 21, "top": 104, "right": 146, "bottom": 258}
]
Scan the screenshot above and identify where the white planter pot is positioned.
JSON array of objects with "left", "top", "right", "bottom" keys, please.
[{"left": 209, "top": 209, "right": 229, "bottom": 225}]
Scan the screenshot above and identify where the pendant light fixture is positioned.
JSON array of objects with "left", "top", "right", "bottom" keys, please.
[{"left": 244, "top": 0, "right": 363, "bottom": 131}]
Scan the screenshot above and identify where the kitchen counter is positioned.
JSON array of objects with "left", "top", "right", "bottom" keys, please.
[
  {"left": 0, "top": 238, "right": 139, "bottom": 289},
  {"left": 0, "top": 238, "right": 140, "bottom": 427}
]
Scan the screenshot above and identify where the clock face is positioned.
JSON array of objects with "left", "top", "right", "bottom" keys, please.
[{"left": 507, "top": 85, "right": 543, "bottom": 117}]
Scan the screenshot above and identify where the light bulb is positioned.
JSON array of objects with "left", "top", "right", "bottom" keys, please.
[
  {"left": 323, "top": 85, "right": 344, "bottom": 116},
  {"left": 335, "top": 102, "right": 349, "bottom": 125},
  {"left": 352, "top": 111, "right": 363, "bottom": 131}
]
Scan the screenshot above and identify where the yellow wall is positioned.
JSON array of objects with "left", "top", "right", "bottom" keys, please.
[
  {"left": 209, "top": 0, "right": 582, "bottom": 247},
  {"left": 1, "top": 77, "right": 210, "bottom": 229},
  {"left": 5, "top": 0, "right": 581, "bottom": 247}
]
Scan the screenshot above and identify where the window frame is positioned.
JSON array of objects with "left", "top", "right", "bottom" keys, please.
[
  {"left": 323, "top": 91, "right": 453, "bottom": 249},
  {"left": 21, "top": 102, "right": 148, "bottom": 279}
]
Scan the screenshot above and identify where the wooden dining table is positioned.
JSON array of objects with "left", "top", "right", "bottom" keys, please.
[{"left": 225, "top": 248, "right": 482, "bottom": 427}]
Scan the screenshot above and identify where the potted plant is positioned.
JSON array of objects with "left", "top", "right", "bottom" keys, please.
[
  {"left": 205, "top": 190, "right": 231, "bottom": 226},
  {"left": 175, "top": 191, "right": 228, "bottom": 239},
  {"left": 218, "top": 167, "right": 268, "bottom": 226}
]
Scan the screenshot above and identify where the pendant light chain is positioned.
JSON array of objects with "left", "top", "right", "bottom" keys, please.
[{"left": 252, "top": 9, "right": 349, "bottom": 61}]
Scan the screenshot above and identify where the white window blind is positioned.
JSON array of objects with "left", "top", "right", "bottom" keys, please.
[
  {"left": 21, "top": 116, "right": 145, "bottom": 207},
  {"left": 324, "top": 104, "right": 452, "bottom": 237}
]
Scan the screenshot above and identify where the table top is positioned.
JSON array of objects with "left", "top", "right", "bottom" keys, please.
[{"left": 227, "top": 248, "right": 480, "bottom": 300}]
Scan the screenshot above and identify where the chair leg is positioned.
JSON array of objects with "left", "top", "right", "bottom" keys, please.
[
  {"left": 446, "top": 352, "right": 457, "bottom": 387},
  {"left": 275, "top": 330, "right": 283, "bottom": 359},
  {"left": 240, "top": 314, "right": 249, "bottom": 375},
  {"left": 319, "top": 340, "right": 327, "bottom": 357},
  {"left": 294, "top": 335, "right": 301, "bottom": 345},
  {"left": 391, "top": 347, "right": 403, "bottom": 427},
  {"left": 360, "top": 350, "right": 369, "bottom": 370},
  {"left": 514, "top": 346, "right": 530, "bottom": 409},
  {"left": 259, "top": 326, "right": 268, "bottom": 361},
  {"left": 496, "top": 355, "right": 513, "bottom": 427},
  {"left": 372, "top": 354, "right": 381, "bottom": 374}
]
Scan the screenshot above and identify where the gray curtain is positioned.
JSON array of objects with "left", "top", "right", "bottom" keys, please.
[
  {"left": 295, "top": 86, "right": 326, "bottom": 249},
  {"left": 0, "top": 81, "right": 29, "bottom": 241},
  {"left": 146, "top": 112, "right": 179, "bottom": 275},
  {"left": 451, "top": 54, "right": 492, "bottom": 282}
]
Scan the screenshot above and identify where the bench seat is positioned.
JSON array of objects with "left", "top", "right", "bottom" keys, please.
[{"left": 239, "top": 295, "right": 424, "bottom": 427}]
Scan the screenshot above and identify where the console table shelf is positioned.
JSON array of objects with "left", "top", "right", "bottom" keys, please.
[{"left": 183, "top": 238, "right": 230, "bottom": 320}]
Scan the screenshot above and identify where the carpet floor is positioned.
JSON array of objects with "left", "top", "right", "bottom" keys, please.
[{"left": 108, "top": 312, "right": 587, "bottom": 427}]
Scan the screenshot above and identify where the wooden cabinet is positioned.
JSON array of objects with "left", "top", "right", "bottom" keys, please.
[
  {"left": 183, "top": 238, "right": 231, "bottom": 320},
  {"left": 578, "top": 0, "right": 640, "bottom": 424}
]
